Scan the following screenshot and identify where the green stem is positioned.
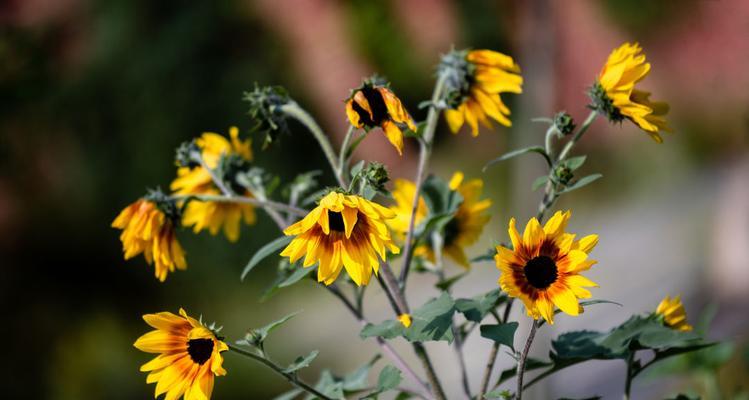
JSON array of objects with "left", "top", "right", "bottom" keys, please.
[
  {"left": 556, "top": 111, "right": 597, "bottom": 162},
  {"left": 228, "top": 344, "right": 333, "bottom": 400},
  {"left": 171, "top": 194, "right": 307, "bottom": 216},
  {"left": 338, "top": 125, "right": 356, "bottom": 181},
  {"left": 280, "top": 102, "right": 345, "bottom": 187},
  {"left": 623, "top": 353, "right": 634, "bottom": 400},
  {"left": 398, "top": 72, "right": 449, "bottom": 288},
  {"left": 516, "top": 320, "right": 540, "bottom": 400}
]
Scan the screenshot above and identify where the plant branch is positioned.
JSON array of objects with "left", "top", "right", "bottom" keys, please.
[
  {"left": 478, "top": 300, "right": 514, "bottom": 399},
  {"left": 228, "top": 344, "right": 333, "bottom": 400},
  {"left": 338, "top": 125, "right": 356, "bottom": 183},
  {"left": 398, "top": 72, "right": 448, "bottom": 288},
  {"left": 556, "top": 111, "right": 597, "bottom": 162},
  {"left": 173, "top": 194, "right": 307, "bottom": 216},
  {"left": 280, "top": 102, "right": 346, "bottom": 187}
]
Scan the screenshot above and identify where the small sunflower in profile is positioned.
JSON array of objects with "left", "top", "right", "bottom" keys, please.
[
  {"left": 112, "top": 190, "right": 186, "bottom": 282},
  {"left": 387, "top": 178, "right": 429, "bottom": 238},
  {"left": 440, "top": 49, "right": 523, "bottom": 136},
  {"left": 495, "top": 211, "right": 599, "bottom": 324},
  {"left": 280, "top": 191, "right": 400, "bottom": 286},
  {"left": 134, "top": 308, "right": 228, "bottom": 400},
  {"left": 345, "top": 79, "right": 417, "bottom": 155},
  {"left": 418, "top": 172, "right": 492, "bottom": 268},
  {"left": 171, "top": 126, "right": 256, "bottom": 242},
  {"left": 591, "top": 42, "right": 671, "bottom": 142},
  {"left": 655, "top": 295, "right": 693, "bottom": 332}
]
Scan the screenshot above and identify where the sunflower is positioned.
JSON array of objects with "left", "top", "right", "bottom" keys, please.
[
  {"left": 441, "top": 49, "right": 523, "bottom": 136},
  {"left": 495, "top": 210, "right": 599, "bottom": 324},
  {"left": 112, "top": 193, "right": 186, "bottom": 282},
  {"left": 134, "top": 308, "right": 228, "bottom": 400},
  {"left": 280, "top": 191, "right": 400, "bottom": 286},
  {"left": 345, "top": 81, "right": 417, "bottom": 155},
  {"left": 655, "top": 295, "right": 693, "bottom": 332},
  {"left": 171, "top": 126, "right": 256, "bottom": 242},
  {"left": 417, "top": 172, "right": 492, "bottom": 268},
  {"left": 592, "top": 42, "right": 671, "bottom": 142},
  {"left": 387, "top": 178, "right": 429, "bottom": 237}
]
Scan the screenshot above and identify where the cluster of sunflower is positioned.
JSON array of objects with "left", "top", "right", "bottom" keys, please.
[{"left": 114, "top": 43, "right": 709, "bottom": 400}]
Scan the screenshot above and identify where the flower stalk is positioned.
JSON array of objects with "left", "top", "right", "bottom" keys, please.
[
  {"left": 516, "top": 320, "right": 540, "bottom": 400},
  {"left": 228, "top": 344, "right": 333, "bottom": 400}
]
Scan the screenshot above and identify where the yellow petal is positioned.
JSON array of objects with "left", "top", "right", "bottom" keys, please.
[{"left": 381, "top": 120, "right": 404, "bottom": 155}]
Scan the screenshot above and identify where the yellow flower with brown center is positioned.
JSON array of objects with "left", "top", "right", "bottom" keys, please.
[
  {"left": 592, "top": 42, "right": 671, "bottom": 142},
  {"left": 416, "top": 172, "right": 492, "bottom": 268},
  {"left": 112, "top": 194, "right": 186, "bottom": 282},
  {"left": 345, "top": 82, "right": 417, "bottom": 155},
  {"left": 655, "top": 295, "right": 693, "bottom": 332},
  {"left": 134, "top": 308, "right": 228, "bottom": 400},
  {"left": 387, "top": 178, "right": 429, "bottom": 237},
  {"left": 442, "top": 49, "right": 523, "bottom": 136},
  {"left": 171, "top": 127, "right": 256, "bottom": 242},
  {"left": 495, "top": 211, "right": 599, "bottom": 324},
  {"left": 280, "top": 191, "right": 400, "bottom": 286}
]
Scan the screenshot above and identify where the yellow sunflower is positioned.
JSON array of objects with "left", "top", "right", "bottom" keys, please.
[
  {"left": 655, "top": 295, "right": 693, "bottom": 332},
  {"left": 134, "top": 308, "right": 228, "bottom": 400},
  {"left": 387, "top": 178, "right": 429, "bottom": 237},
  {"left": 495, "top": 211, "right": 599, "bottom": 324},
  {"left": 593, "top": 42, "right": 671, "bottom": 142},
  {"left": 280, "top": 191, "right": 400, "bottom": 286},
  {"left": 417, "top": 172, "right": 492, "bottom": 268},
  {"left": 442, "top": 49, "right": 523, "bottom": 136},
  {"left": 345, "top": 82, "right": 417, "bottom": 155},
  {"left": 112, "top": 195, "right": 186, "bottom": 282},
  {"left": 171, "top": 126, "right": 256, "bottom": 242}
]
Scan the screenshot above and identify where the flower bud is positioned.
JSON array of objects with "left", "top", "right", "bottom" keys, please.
[
  {"left": 553, "top": 165, "right": 574, "bottom": 186},
  {"left": 362, "top": 162, "right": 390, "bottom": 193},
  {"left": 553, "top": 111, "right": 576, "bottom": 137},
  {"left": 243, "top": 84, "right": 291, "bottom": 149}
]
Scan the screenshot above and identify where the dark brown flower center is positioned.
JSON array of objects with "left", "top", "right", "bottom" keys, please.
[
  {"left": 442, "top": 217, "right": 461, "bottom": 246},
  {"left": 524, "top": 256, "right": 558, "bottom": 289},
  {"left": 329, "top": 211, "right": 346, "bottom": 232},
  {"left": 352, "top": 87, "right": 389, "bottom": 126},
  {"left": 187, "top": 338, "right": 214, "bottom": 365}
]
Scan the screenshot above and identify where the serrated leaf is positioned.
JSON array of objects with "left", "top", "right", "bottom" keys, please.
[
  {"left": 283, "top": 350, "right": 319, "bottom": 373},
  {"left": 361, "top": 293, "right": 456, "bottom": 343},
  {"left": 455, "top": 288, "right": 506, "bottom": 322},
  {"left": 561, "top": 155, "right": 587, "bottom": 171},
  {"left": 558, "top": 173, "right": 602, "bottom": 194},
  {"left": 480, "top": 322, "right": 519, "bottom": 350},
  {"left": 241, "top": 236, "right": 293, "bottom": 281},
  {"left": 307, "top": 370, "right": 344, "bottom": 400},
  {"left": 341, "top": 355, "right": 380, "bottom": 392},
  {"left": 532, "top": 175, "right": 549, "bottom": 191},
  {"left": 483, "top": 146, "right": 551, "bottom": 171}
]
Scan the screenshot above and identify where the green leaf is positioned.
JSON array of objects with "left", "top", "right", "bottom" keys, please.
[
  {"left": 307, "top": 370, "right": 344, "bottom": 400},
  {"left": 376, "top": 365, "right": 402, "bottom": 391},
  {"left": 350, "top": 160, "right": 365, "bottom": 178},
  {"left": 279, "top": 266, "right": 314, "bottom": 288},
  {"left": 282, "top": 350, "right": 319, "bottom": 373},
  {"left": 483, "top": 146, "right": 551, "bottom": 171},
  {"left": 455, "top": 288, "right": 506, "bottom": 322},
  {"left": 341, "top": 355, "right": 381, "bottom": 392},
  {"left": 538, "top": 299, "right": 622, "bottom": 328},
  {"left": 495, "top": 357, "right": 552, "bottom": 386},
  {"left": 273, "top": 388, "right": 303, "bottom": 400},
  {"left": 361, "top": 293, "right": 456, "bottom": 343},
  {"left": 561, "top": 155, "right": 587, "bottom": 171},
  {"left": 242, "top": 311, "right": 301, "bottom": 346},
  {"left": 480, "top": 322, "right": 519, "bottom": 350},
  {"left": 241, "top": 236, "right": 293, "bottom": 281},
  {"left": 483, "top": 388, "right": 514, "bottom": 399},
  {"left": 435, "top": 272, "right": 467, "bottom": 291},
  {"left": 421, "top": 175, "right": 463, "bottom": 216},
  {"left": 558, "top": 173, "right": 602, "bottom": 194},
  {"left": 532, "top": 175, "right": 549, "bottom": 191}
]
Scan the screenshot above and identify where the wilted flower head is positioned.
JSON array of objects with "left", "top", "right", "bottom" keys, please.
[
  {"left": 345, "top": 77, "right": 417, "bottom": 155},
  {"left": 112, "top": 189, "right": 186, "bottom": 281},
  {"left": 244, "top": 84, "right": 291, "bottom": 149}
]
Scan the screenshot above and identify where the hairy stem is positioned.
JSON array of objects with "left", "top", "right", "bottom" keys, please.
[
  {"left": 478, "top": 300, "right": 514, "bottom": 399},
  {"left": 623, "top": 353, "right": 634, "bottom": 400},
  {"left": 338, "top": 125, "right": 356, "bottom": 182},
  {"left": 398, "top": 73, "right": 448, "bottom": 288},
  {"left": 281, "top": 102, "right": 346, "bottom": 187},
  {"left": 516, "top": 320, "right": 540, "bottom": 400},
  {"left": 228, "top": 344, "right": 333, "bottom": 400},
  {"left": 556, "top": 111, "right": 597, "bottom": 162},
  {"left": 172, "top": 194, "right": 307, "bottom": 216}
]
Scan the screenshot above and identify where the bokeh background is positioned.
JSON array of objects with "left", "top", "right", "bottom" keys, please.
[{"left": 2, "top": 0, "right": 748, "bottom": 398}]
